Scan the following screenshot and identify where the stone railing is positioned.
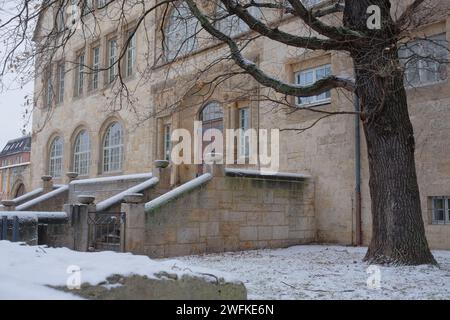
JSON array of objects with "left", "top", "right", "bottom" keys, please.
[
  {"left": 95, "top": 177, "right": 159, "bottom": 212},
  {"left": 144, "top": 173, "right": 212, "bottom": 213}
]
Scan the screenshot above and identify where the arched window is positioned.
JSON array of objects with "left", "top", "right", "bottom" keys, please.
[
  {"left": 49, "top": 137, "right": 63, "bottom": 178},
  {"left": 215, "top": 3, "right": 260, "bottom": 37},
  {"left": 103, "top": 122, "right": 123, "bottom": 173},
  {"left": 73, "top": 130, "right": 90, "bottom": 176},
  {"left": 165, "top": 3, "right": 198, "bottom": 61},
  {"left": 200, "top": 101, "right": 223, "bottom": 122}
]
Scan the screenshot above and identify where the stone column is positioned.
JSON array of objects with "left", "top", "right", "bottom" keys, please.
[
  {"left": 204, "top": 153, "right": 224, "bottom": 178},
  {"left": 122, "top": 193, "right": 145, "bottom": 254},
  {"left": 153, "top": 160, "right": 170, "bottom": 190},
  {"left": 42, "top": 175, "right": 53, "bottom": 194},
  {"left": 71, "top": 195, "right": 96, "bottom": 252}
]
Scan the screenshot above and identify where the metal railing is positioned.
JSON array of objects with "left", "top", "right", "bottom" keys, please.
[{"left": 87, "top": 211, "right": 125, "bottom": 252}]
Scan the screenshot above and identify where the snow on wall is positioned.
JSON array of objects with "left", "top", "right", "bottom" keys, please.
[
  {"left": 224, "top": 168, "right": 311, "bottom": 180},
  {"left": 0, "top": 211, "right": 67, "bottom": 223},
  {"left": 144, "top": 173, "right": 212, "bottom": 213},
  {"left": 95, "top": 177, "right": 159, "bottom": 212},
  {"left": 16, "top": 185, "right": 69, "bottom": 211}
]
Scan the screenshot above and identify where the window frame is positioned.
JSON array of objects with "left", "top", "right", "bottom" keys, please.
[
  {"left": 102, "top": 122, "right": 124, "bottom": 173},
  {"left": 107, "top": 37, "right": 118, "bottom": 84},
  {"left": 164, "top": 3, "right": 199, "bottom": 61},
  {"left": 73, "top": 130, "right": 90, "bottom": 176},
  {"left": 215, "top": 3, "right": 261, "bottom": 38},
  {"left": 44, "top": 65, "right": 53, "bottom": 108},
  {"left": 90, "top": 45, "right": 100, "bottom": 91},
  {"left": 431, "top": 196, "right": 450, "bottom": 225},
  {"left": 56, "top": 62, "right": 65, "bottom": 104},
  {"left": 75, "top": 51, "right": 85, "bottom": 97},
  {"left": 399, "top": 33, "right": 449, "bottom": 88},
  {"left": 163, "top": 124, "right": 172, "bottom": 161},
  {"left": 49, "top": 137, "right": 64, "bottom": 178},
  {"left": 238, "top": 107, "right": 251, "bottom": 159},
  {"left": 295, "top": 64, "right": 332, "bottom": 107},
  {"left": 125, "top": 29, "right": 137, "bottom": 77}
]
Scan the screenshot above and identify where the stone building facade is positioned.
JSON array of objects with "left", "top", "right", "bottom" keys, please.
[
  {"left": 28, "top": 0, "right": 450, "bottom": 251},
  {"left": 0, "top": 135, "right": 31, "bottom": 200}
]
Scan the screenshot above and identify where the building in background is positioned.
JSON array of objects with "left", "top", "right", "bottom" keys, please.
[{"left": 0, "top": 135, "right": 31, "bottom": 200}]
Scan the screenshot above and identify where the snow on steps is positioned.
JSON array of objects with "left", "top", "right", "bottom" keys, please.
[
  {"left": 15, "top": 185, "right": 69, "bottom": 211},
  {"left": 95, "top": 177, "right": 159, "bottom": 212},
  {"left": 144, "top": 173, "right": 212, "bottom": 213}
]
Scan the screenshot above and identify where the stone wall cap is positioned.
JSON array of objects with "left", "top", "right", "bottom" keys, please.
[{"left": 77, "top": 195, "right": 96, "bottom": 205}]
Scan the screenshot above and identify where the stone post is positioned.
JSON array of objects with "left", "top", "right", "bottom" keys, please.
[
  {"left": 70, "top": 195, "right": 96, "bottom": 252},
  {"left": 66, "top": 172, "right": 79, "bottom": 183},
  {"left": 42, "top": 175, "right": 53, "bottom": 194},
  {"left": 204, "top": 153, "right": 224, "bottom": 178},
  {"left": 153, "top": 160, "right": 171, "bottom": 190},
  {"left": 122, "top": 193, "right": 145, "bottom": 254}
]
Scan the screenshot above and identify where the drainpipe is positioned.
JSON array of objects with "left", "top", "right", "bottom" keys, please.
[{"left": 354, "top": 95, "right": 362, "bottom": 246}]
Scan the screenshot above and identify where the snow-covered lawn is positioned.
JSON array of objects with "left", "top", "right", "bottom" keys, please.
[
  {"left": 176, "top": 245, "right": 450, "bottom": 300},
  {"left": 0, "top": 241, "right": 235, "bottom": 300},
  {"left": 3, "top": 241, "right": 450, "bottom": 300}
]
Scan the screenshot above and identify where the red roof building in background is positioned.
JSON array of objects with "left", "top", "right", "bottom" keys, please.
[{"left": 0, "top": 135, "right": 31, "bottom": 200}]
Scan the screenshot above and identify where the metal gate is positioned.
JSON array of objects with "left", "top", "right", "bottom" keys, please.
[{"left": 87, "top": 212, "right": 125, "bottom": 252}]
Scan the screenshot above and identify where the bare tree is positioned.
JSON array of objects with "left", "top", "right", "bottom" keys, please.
[{"left": 1, "top": 0, "right": 449, "bottom": 265}]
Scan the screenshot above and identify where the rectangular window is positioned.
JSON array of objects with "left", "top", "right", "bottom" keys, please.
[
  {"left": 56, "top": 7, "right": 66, "bottom": 32},
  {"left": 45, "top": 66, "right": 53, "bottom": 108},
  {"left": 82, "top": 0, "right": 93, "bottom": 15},
  {"left": 107, "top": 38, "right": 118, "bottom": 83},
  {"left": 239, "top": 107, "right": 250, "bottom": 158},
  {"left": 295, "top": 64, "right": 331, "bottom": 107},
  {"left": 91, "top": 46, "right": 100, "bottom": 90},
  {"left": 95, "top": 0, "right": 106, "bottom": 9},
  {"left": 126, "top": 31, "right": 136, "bottom": 77},
  {"left": 302, "top": 0, "right": 324, "bottom": 7},
  {"left": 56, "top": 63, "right": 65, "bottom": 104},
  {"left": 163, "top": 124, "right": 171, "bottom": 161},
  {"left": 75, "top": 52, "right": 85, "bottom": 96},
  {"left": 431, "top": 197, "right": 450, "bottom": 224},
  {"left": 399, "top": 33, "right": 448, "bottom": 87}
]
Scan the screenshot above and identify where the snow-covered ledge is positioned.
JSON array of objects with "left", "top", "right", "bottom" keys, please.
[
  {"left": 224, "top": 168, "right": 311, "bottom": 181},
  {"left": 16, "top": 185, "right": 69, "bottom": 211},
  {"left": 0, "top": 185, "right": 65, "bottom": 210},
  {"left": 144, "top": 173, "right": 212, "bottom": 213},
  {"left": 70, "top": 173, "right": 153, "bottom": 185},
  {"left": 0, "top": 211, "right": 67, "bottom": 224},
  {"left": 95, "top": 177, "right": 159, "bottom": 212}
]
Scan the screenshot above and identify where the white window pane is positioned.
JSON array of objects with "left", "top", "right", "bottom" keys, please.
[
  {"left": 295, "top": 64, "right": 331, "bottom": 107},
  {"left": 103, "top": 122, "right": 123, "bottom": 172}
]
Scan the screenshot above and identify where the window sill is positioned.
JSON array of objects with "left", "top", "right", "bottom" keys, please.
[
  {"left": 405, "top": 79, "right": 448, "bottom": 90},
  {"left": 295, "top": 99, "right": 331, "bottom": 108}
]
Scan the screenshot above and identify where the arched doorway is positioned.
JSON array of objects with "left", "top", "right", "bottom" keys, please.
[
  {"left": 14, "top": 183, "right": 25, "bottom": 198},
  {"left": 198, "top": 101, "right": 223, "bottom": 174}
]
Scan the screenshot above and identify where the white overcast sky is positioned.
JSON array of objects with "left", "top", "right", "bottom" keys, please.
[
  {"left": 0, "top": 4, "right": 34, "bottom": 149},
  {"left": 0, "top": 79, "right": 33, "bottom": 150}
]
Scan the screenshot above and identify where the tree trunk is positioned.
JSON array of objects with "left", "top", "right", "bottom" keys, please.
[{"left": 345, "top": 0, "right": 436, "bottom": 265}]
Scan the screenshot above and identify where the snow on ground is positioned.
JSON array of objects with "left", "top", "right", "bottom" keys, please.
[
  {"left": 176, "top": 245, "right": 450, "bottom": 300},
  {"left": 0, "top": 241, "right": 236, "bottom": 300}
]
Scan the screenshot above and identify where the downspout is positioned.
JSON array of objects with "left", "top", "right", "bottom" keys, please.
[{"left": 354, "top": 95, "right": 362, "bottom": 246}]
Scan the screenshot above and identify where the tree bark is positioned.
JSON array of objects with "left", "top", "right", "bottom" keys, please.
[{"left": 345, "top": 0, "right": 436, "bottom": 265}]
